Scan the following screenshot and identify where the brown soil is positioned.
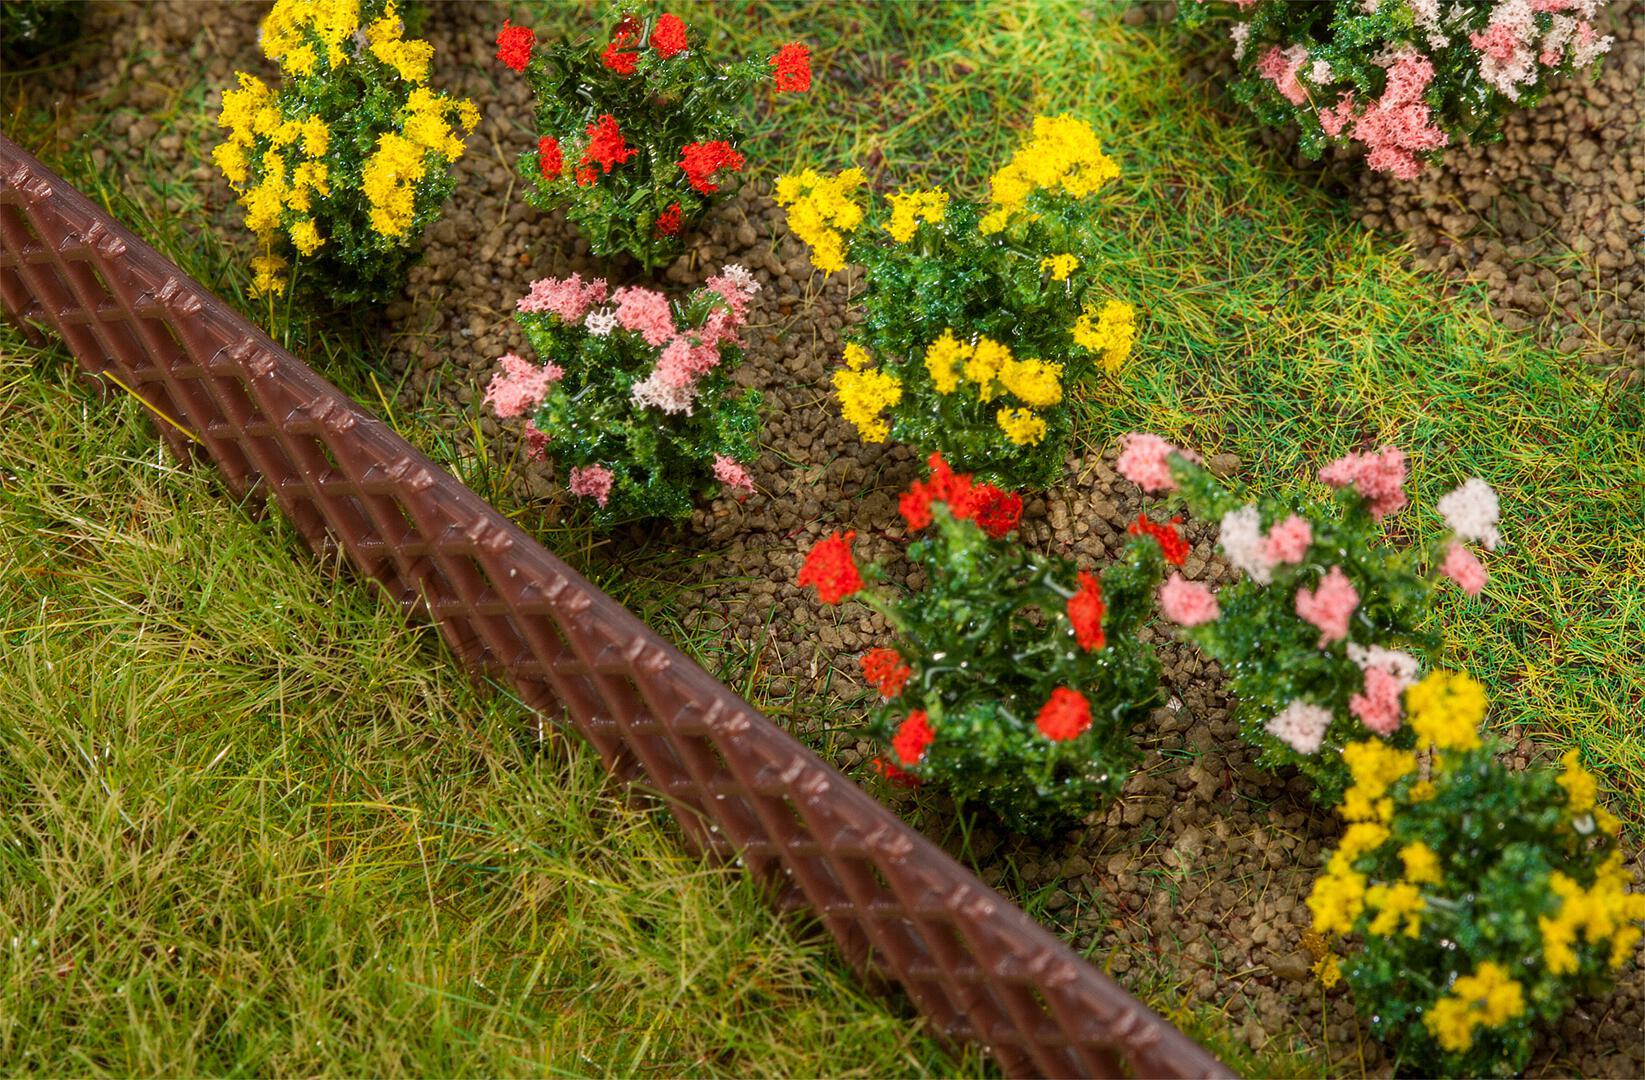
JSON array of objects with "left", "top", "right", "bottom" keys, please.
[{"left": 6, "top": 2, "right": 1643, "bottom": 1074}]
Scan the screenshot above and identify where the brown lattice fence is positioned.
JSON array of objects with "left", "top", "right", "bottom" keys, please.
[{"left": 0, "top": 134, "right": 1229, "bottom": 1080}]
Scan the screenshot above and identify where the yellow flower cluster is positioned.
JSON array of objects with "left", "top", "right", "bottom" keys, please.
[
  {"left": 1405, "top": 670, "right": 1486, "bottom": 753},
  {"left": 1072, "top": 299, "right": 1137, "bottom": 372},
  {"left": 215, "top": 71, "right": 335, "bottom": 295},
  {"left": 918, "top": 330, "right": 1063, "bottom": 446},
  {"left": 261, "top": 0, "right": 359, "bottom": 76},
  {"left": 1309, "top": 820, "right": 1389, "bottom": 936},
  {"left": 1540, "top": 851, "right": 1645, "bottom": 973},
  {"left": 1366, "top": 880, "right": 1425, "bottom": 938},
  {"left": 980, "top": 113, "right": 1120, "bottom": 233},
  {"left": 884, "top": 187, "right": 949, "bottom": 243},
  {"left": 365, "top": 2, "right": 432, "bottom": 84},
  {"left": 1424, "top": 962, "right": 1526, "bottom": 1054},
  {"left": 1040, "top": 253, "right": 1079, "bottom": 282},
  {"left": 994, "top": 408, "right": 1044, "bottom": 447},
  {"left": 1556, "top": 748, "right": 1596, "bottom": 814},
  {"left": 774, "top": 168, "right": 867, "bottom": 274},
  {"left": 832, "top": 344, "right": 903, "bottom": 443},
  {"left": 1340, "top": 739, "right": 1416, "bottom": 824},
  {"left": 1399, "top": 840, "right": 1442, "bottom": 885}
]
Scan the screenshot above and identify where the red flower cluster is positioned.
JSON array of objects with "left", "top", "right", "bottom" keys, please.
[
  {"left": 1128, "top": 513, "right": 1188, "bottom": 566},
  {"left": 678, "top": 141, "right": 746, "bottom": 195},
  {"left": 897, "top": 454, "right": 1021, "bottom": 539},
  {"left": 654, "top": 201, "right": 683, "bottom": 236},
  {"left": 798, "top": 530, "right": 862, "bottom": 604},
  {"left": 861, "top": 647, "right": 912, "bottom": 698},
  {"left": 974, "top": 486, "right": 1024, "bottom": 540},
  {"left": 652, "top": 13, "right": 688, "bottom": 58},
  {"left": 579, "top": 114, "right": 638, "bottom": 182},
  {"left": 872, "top": 756, "right": 921, "bottom": 788},
  {"left": 1067, "top": 571, "right": 1106, "bottom": 652},
  {"left": 496, "top": 20, "right": 534, "bottom": 72},
  {"left": 891, "top": 709, "right": 935, "bottom": 766},
  {"left": 1035, "top": 687, "right": 1091, "bottom": 742},
  {"left": 538, "top": 137, "right": 563, "bottom": 181},
  {"left": 601, "top": 28, "right": 639, "bottom": 75},
  {"left": 770, "top": 42, "right": 812, "bottom": 92}
]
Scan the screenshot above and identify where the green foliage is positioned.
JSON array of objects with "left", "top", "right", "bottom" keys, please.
[
  {"left": 212, "top": 0, "right": 475, "bottom": 303},
  {"left": 0, "top": 0, "right": 80, "bottom": 63},
  {"left": 825, "top": 460, "right": 1167, "bottom": 833},
  {"left": 1315, "top": 742, "right": 1643, "bottom": 1077},
  {"left": 1154, "top": 447, "right": 1478, "bottom": 803},
  {"left": 498, "top": 271, "right": 762, "bottom": 528},
  {"left": 1181, "top": 0, "right": 1614, "bottom": 176},
  {"left": 504, "top": 5, "right": 809, "bottom": 269},
  {"left": 783, "top": 114, "right": 1140, "bottom": 489}
]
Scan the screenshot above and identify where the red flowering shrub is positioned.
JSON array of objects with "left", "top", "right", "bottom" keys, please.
[
  {"left": 498, "top": 7, "right": 812, "bottom": 269},
  {"left": 797, "top": 454, "right": 1172, "bottom": 832}
]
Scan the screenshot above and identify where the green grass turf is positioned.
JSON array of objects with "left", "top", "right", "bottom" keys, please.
[{"left": 3, "top": 0, "right": 1641, "bottom": 1075}]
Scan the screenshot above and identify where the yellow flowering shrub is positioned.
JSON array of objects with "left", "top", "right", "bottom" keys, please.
[
  {"left": 1308, "top": 704, "right": 1644, "bottom": 1076},
  {"left": 213, "top": 0, "right": 473, "bottom": 303},
  {"left": 775, "top": 113, "right": 1139, "bottom": 488}
]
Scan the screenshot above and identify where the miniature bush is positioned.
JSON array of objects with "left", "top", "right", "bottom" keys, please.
[
  {"left": 213, "top": 0, "right": 475, "bottom": 302},
  {"left": 495, "top": 7, "right": 811, "bottom": 269},
  {"left": 796, "top": 455, "right": 1175, "bottom": 833},
  {"left": 1180, "top": 0, "right": 1616, "bottom": 179},
  {"left": 776, "top": 114, "right": 1140, "bottom": 489},
  {"left": 0, "top": 0, "right": 81, "bottom": 63},
  {"left": 1119, "top": 433, "right": 1503, "bottom": 803},
  {"left": 1308, "top": 671, "right": 1644, "bottom": 1076},
  {"left": 482, "top": 266, "right": 762, "bottom": 527}
]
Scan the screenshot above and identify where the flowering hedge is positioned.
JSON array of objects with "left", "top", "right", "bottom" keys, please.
[
  {"left": 1182, "top": 0, "right": 1615, "bottom": 178},
  {"left": 1308, "top": 673, "right": 1643, "bottom": 1076},
  {"left": 777, "top": 114, "right": 1139, "bottom": 489},
  {"left": 213, "top": 0, "right": 475, "bottom": 301},
  {"left": 1119, "top": 434, "right": 1502, "bottom": 802},
  {"left": 496, "top": 7, "right": 811, "bottom": 269},
  {"left": 797, "top": 455, "right": 1175, "bottom": 832},
  {"left": 482, "top": 266, "right": 762, "bottom": 525}
]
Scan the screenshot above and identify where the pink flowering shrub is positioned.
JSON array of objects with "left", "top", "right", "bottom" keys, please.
[
  {"left": 1183, "top": 0, "right": 1614, "bottom": 178},
  {"left": 482, "top": 265, "right": 763, "bottom": 525},
  {"left": 1118, "top": 432, "right": 1504, "bottom": 802}
]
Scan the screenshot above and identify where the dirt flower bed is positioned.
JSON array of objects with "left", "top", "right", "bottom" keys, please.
[{"left": 8, "top": 1, "right": 1643, "bottom": 1074}]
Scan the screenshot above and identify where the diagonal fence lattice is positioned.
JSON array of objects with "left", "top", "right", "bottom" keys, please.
[{"left": 0, "top": 135, "right": 1229, "bottom": 1080}]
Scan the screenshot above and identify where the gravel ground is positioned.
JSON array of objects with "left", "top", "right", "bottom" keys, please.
[{"left": 5, "top": 2, "right": 1642, "bottom": 1072}]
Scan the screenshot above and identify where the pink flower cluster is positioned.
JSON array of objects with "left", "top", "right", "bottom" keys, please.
[
  {"left": 1267, "top": 699, "right": 1332, "bottom": 755},
  {"left": 1256, "top": 44, "right": 1310, "bottom": 105},
  {"left": 1295, "top": 565, "right": 1360, "bottom": 646},
  {"left": 484, "top": 352, "right": 565, "bottom": 418},
  {"left": 568, "top": 464, "right": 615, "bottom": 507},
  {"left": 1220, "top": 505, "right": 1313, "bottom": 586},
  {"left": 1348, "top": 643, "right": 1420, "bottom": 735},
  {"left": 1441, "top": 542, "right": 1488, "bottom": 596},
  {"left": 517, "top": 273, "right": 609, "bottom": 322},
  {"left": 628, "top": 264, "right": 760, "bottom": 416},
  {"left": 1319, "top": 445, "right": 1408, "bottom": 520},
  {"left": 1116, "top": 433, "right": 1200, "bottom": 493},
  {"left": 1160, "top": 573, "right": 1220, "bottom": 626},
  {"left": 713, "top": 454, "right": 755, "bottom": 495},
  {"left": 1470, "top": 0, "right": 1612, "bottom": 100}
]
